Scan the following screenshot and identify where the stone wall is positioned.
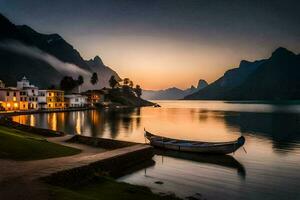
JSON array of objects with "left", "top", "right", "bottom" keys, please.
[
  {"left": 67, "top": 135, "right": 137, "bottom": 149},
  {"left": 43, "top": 145, "right": 154, "bottom": 187}
]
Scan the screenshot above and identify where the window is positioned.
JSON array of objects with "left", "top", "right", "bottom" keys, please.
[
  {"left": 13, "top": 92, "right": 16, "bottom": 97},
  {"left": 6, "top": 92, "right": 9, "bottom": 96}
]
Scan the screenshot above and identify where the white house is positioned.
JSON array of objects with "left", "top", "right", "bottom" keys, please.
[
  {"left": 17, "top": 76, "right": 39, "bottom": 109},
  {"left": 64, "top": 94, "right": 87, "bottom": 108}
]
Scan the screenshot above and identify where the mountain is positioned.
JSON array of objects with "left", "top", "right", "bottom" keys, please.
[
  {"left": 225, "top": 47, "right": 300, "bottom": 100},
  {"left": 85, "top": 56, "right": 121, "bottom": 89},
  {"left": 142, "top": 80, "right": 207, "bottom": 100},
  {"left": 0, "top": 13, "right": 120, "bottom": 89},
  {"left": 184, "top": 47, "right": 300, "bottom": 100},
  {"left": 197, "top": 79, "right": 208, "bottom": 90}
]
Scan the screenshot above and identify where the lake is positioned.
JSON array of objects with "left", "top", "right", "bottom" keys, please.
[{"left": 12, "top": 100, "right": 300, "bottom": 200}]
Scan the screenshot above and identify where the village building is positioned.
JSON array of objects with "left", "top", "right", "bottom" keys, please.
[
  {"left": 38, "top": 90, "right": 65, "bottom": 109},
  {"left": 64, "top": 94, "right": 87, "bottom": 108},
  {"left": 17, "top": 77, "right": 39, "bottom": 110},
  {"left": 19, "top": 90, "right": 29, "bottom": 110},
  {"left": 82, "top": 90, "right": 106, "bottom": 106},
  {"left": 0, "top": 86, "right": 20, "bottom": 111}
]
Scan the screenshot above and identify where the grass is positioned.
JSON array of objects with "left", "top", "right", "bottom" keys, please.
[
  {"left": 49, "top": 176, "right": 180, "bottom": 200},
  {"left": 0, "top": 126, "right": 81, "bottom": 160}
]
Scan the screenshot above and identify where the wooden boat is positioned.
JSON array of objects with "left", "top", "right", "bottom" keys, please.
[{"left": 144, "top": 129, "right": 245, "bottom": 155}]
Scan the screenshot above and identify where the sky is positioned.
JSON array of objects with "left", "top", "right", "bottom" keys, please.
[{"left": 1, "top": 0, "right": 300, "bottom": 90}]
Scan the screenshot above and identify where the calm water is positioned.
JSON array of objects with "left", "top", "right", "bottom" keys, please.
[{"left": 13, "top": 101, "right": 300, "bottom": 200}]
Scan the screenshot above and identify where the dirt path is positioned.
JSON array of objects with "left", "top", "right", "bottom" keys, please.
[{"left": 0, "top": 135, "right": 150, "bottom": 200}]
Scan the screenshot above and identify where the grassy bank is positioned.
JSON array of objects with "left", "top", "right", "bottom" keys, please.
[
  {"left": 49, "top": 176, "right": 180, "bottom": 200},
  {"left": 0, "top": 126, "right": 81, "bottom": 160}
]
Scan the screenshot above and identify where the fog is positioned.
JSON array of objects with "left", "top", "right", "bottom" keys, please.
[{"left": 0, "top": 40, "right": 91, "bottom": 76}]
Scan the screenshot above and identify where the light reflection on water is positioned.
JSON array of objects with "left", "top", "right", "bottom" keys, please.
[{"left": 12, "top": 101, "right": 300, "bottom": 200}]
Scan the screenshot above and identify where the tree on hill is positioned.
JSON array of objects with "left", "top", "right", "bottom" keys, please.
[
  {"left": 60, "top": 76, "right": 78, "bottom": 92},
  {"left": 77, "top": 75, "right": 84, "bottom": 93},
  {"left": 129, "top": 80, "right": 134, "bottom": 88},
  {"left": 90, "top": 72, "right": 98, "bottom": 85},
  {"left": 135, "top": 85, "right": 142, "bottom": 98},
  {"left": 123, "top": 78, "right": 130, "bottom": 86},
  {"left": 109, "top": 75, "right": 119, "bottom": 88}
]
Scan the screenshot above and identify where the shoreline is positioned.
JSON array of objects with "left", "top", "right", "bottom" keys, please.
[
  {"left": 0, "top": 102, "right": 159, "bottom": 117},
  {"left": 0, "top": 117, "right": 178, "bottom": 200},
  {"left": 0, "top": 107, "right": 95, "bottom": 116}
]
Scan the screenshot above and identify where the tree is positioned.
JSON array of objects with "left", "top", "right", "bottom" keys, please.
[
  {"left": 123, "top": 78, "right": 130, "bottom": 86},
  {"left": 90, "top": 72, "right": 98, "bottom": 85},
  {"left": 109, "top": 75, "right": 119, "bottom": 88},
  {"left": 60, "top": 76, "right": 78, "bottom": 92},
  {"left": 135, "top": 85, "right": 142, "bottom": 98},
  {"left": 77, "top": 75, "right": 84, "bottom": 85},
  {"left": 129, "top": 80, "right": 134, "bottom": 88},
  {"left": 77, "top": 75, "right": 84, "bottom": 93}
]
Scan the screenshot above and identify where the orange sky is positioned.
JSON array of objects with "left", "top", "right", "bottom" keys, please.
[
  {"left": 73, "top": 33, "right": 275, "bottom": 90},
  {"left": 3, "top": 1, "right": 300, "bottom": 90}
]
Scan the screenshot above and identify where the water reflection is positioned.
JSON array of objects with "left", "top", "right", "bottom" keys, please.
[
  {"left": 11, "top": 101, "right": 300, "bottom": 199},
  {"left": 155, "top": 150, "right": 246, "bottom": 179},
  {"left": 222, "top": 111, "right": 300, "bottom": 151},
  {"left": 12, "top": 103, "right": 300, "bottom": 152}
]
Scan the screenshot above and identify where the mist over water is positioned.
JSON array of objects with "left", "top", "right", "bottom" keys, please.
[{"left": 13, "top": 101, "right": 300, "bottom": 200}]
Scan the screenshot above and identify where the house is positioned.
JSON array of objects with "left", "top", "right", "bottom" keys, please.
[
  {"left": 82, "top": 90, "right": 105, "bottom": 106},
  {"left": 19, "top": 90, "right": 29, "bottom": 110},
  {"left": 17, "top": 76, "right": 39, "bottom": 110},
  {"left": 65, "top": 94, "right": 87, "bottom": 108},
  {"left": 0, "top": 87, "right": 20, "bottom": 111},
  {"left": 38, "top": 90, "right": 65, "bottom": 109}
]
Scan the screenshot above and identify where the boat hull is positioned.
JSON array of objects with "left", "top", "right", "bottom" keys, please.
[{"left": 145, "top": 130, "right": 245, "bottom": 155}]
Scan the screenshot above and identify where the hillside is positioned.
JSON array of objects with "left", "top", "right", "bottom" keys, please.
[
  {"left": 0, "top": 13, "right": 120, "bottom": 89},
  {"left": 85, "top": 56, "right": 121, "bottom": 89},
  {"left": 184, "top": 47, "right": 300, "bottom": 100}
]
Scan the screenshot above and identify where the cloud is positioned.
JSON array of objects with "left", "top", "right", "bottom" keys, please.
[{"left": 0, "top": 40, "right": 91, "bottom": 76}]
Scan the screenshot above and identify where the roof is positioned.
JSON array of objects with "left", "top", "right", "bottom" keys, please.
[
  {"left": 39, "top": 89, "right": 64, "bottom": 92},
  {"left": 65, "top": 94, "right": 87, "bottom": 98},
  {"left": 0, "top": 87, "right": 20, "bottom": 91}
]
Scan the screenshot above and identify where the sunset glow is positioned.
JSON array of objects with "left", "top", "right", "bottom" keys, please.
[{"left": 2, "top": 0, "right": 300, "bottom": 90}]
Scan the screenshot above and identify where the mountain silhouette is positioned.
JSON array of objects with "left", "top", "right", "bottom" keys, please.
[
  {"left": 143, "top": 80, "right": 207, "bottom": 100},
  {"left": 184, "top": 47, "right": 300, "bottom": 100}
]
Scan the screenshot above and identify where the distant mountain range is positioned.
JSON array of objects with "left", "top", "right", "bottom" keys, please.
[
  {"left": 184, "top": 47, "right": 300, "bottom": 100},
  {"left": 142, "top": 79, "right": 208, "bottom": 100},
  {"left": 0, "top": 13, "right": 120, "bottom": 89}
]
